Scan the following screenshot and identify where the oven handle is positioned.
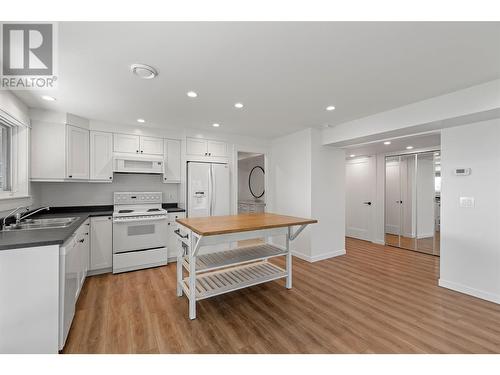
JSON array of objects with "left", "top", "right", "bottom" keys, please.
[
  {"left": 113, "top": 216, "right": 168, "bottom": 223},
  {"left": 174, "top": 229, "right": 189, "bottom": 239}
]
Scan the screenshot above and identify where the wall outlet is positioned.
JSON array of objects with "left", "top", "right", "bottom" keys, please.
[{"left": 459, "top": 197, "right": 475, "bottom": 208}]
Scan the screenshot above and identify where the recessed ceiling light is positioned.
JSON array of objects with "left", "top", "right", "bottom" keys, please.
[
  {"left": 326, "top": 105, "right": 336, "bottom": 111},
  {"left": 41, "top": 95, "right": 56, "bottom": 101},
  {"left": 130, "top": 63, "right": 158, "bottom": 79},
  {"left": 383, "top": 141, "right": 391, "bottom": 145},
  {"left": 234, "top": 102, "right": 244, "bottom": 109},
  {"left": 349, "top": 154, "right": 356, "bottom": 158},
  {"left": 406, "top": 146, "right": 414, "bottom": 150},
  {"left": 212, "top": 123, "right": 220, "bottom": 128},
  {"left": 137, "top": 118, "right": 145, "bottom": 123},
  {"left": 187, "top": 91, "right": 198, "bottom": 98}
]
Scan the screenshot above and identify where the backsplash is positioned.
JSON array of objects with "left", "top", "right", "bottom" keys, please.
[{"left": 32, "top": 174, "right": 179, "bottom": 207}]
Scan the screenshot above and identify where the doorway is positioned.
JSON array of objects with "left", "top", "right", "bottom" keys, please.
[
  {"left": 384, "top": 151, "right": 441, "bottom": 255},
  {"left": 237, "top": 152, "right": 266, "bottom": 213}
]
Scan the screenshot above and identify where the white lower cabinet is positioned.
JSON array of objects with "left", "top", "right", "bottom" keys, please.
[
  {"left": 89, "top": 216, "right": 113, "bottom": 274},
  {"left": 167, "top": 212, "right": 185, "bottom": 259},
  {"left": 59, "top": 218, "right": 90, "bottom": 350}
]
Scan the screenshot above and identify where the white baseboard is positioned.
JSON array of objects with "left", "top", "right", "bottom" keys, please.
[
  {"left": 292, "top": 249, "right": 346, "bottom": 263},
  {"left": 439, "top": 279, "right": 500, "bottom": 304},
  {"left": 372, "top": 239, "right": 385, "bottom": 245}
]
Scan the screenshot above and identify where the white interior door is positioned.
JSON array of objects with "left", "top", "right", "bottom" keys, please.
[
  {"left": 345, "top": 157, "right": 375, "bottom": 241},
  {"left": 187, "top": 162, "right": 210, "bottom": 217}
]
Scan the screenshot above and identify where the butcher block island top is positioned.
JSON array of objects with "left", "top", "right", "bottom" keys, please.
[{"left": 176, "top": 212, "right": 317, "bottom": 236}]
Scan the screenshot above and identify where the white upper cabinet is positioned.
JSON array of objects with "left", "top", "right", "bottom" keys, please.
[
  {"left": 31, "top": 121, "right": 67, "bottom": 180},
  {"left": 90, "top": 131, "right": 113, "bottom": 181},
  {"left": 113, "top": 134, "right": 163, "bottom": 155},
  {"left": 163, "top": 139, "right": 181, "bottom": 183},
  {"left": 186, "top": 137, "right": 227, "bottom": 157},
  {"left": 66, "top": 125, "right": 89, "bottom": 180},
  {"left": 113, "top": 133, "right": 140, "bottom": 154},
  {"left": 207, "top": 140, "right": 227, "bottom": 157},
  {"left": 140, "top": 136, "right": 164, "bottom": 155},
  {"left": 186, "top": 137, "right": 207, "bottom": 156}
]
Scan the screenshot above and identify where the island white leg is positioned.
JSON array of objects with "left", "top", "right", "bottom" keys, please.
[
  {"left": 188, "top": 251, "right": 197, "bottom": 319},
  {"left": 286, "top": 227, "right": 292, "bottom": 289},
  {"left": 176, "top": 245, "right": 183, "bottom": 297}
]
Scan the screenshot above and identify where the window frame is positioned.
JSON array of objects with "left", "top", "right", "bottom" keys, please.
[{"left": 0, "top": 109, "right": 30, "bottom": 203}]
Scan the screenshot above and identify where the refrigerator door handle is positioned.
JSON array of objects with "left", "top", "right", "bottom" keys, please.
[
  {"left": 209, "top": 165, "right": 213, "bottom": 216},
  {"left": 212, "top": 165, "right": 216, "bottom": 215}
]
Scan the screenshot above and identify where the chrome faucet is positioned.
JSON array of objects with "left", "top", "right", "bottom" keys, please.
[
  {"left": 16, "top": 206, "right": 50, "bottom": 223},
  {"left": 2, "top": 206, "right": 29, "bottom": 229}
]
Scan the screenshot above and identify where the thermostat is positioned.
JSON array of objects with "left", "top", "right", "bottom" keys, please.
[{"left": 454, "top": 168, "right": 471, "bottom": 176}]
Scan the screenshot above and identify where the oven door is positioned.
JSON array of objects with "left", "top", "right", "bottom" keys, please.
[{"left": 113, "top": 217, "right": 168, "bottom": 253}]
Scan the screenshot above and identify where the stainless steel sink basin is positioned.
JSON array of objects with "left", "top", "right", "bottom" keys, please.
[{"left": 2, "top": 217, "right": 80, "bottom": 231}]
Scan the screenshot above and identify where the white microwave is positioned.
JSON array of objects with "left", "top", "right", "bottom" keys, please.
[{"left": 114, "top": 155, "right": 163, "bottom": 174}]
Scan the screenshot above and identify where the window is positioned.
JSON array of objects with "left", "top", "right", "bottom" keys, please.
[{"left": 0, "top": 123, "right": 11, "bottom": 192}]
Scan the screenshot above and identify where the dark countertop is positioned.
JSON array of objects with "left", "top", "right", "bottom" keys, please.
[{"left": 0, "top": 204, "right": 185, "bottom": 251}]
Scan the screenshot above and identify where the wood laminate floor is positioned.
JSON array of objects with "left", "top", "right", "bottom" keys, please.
[{"left": 63, "top": 238, "right": 500, "bottom": 354}]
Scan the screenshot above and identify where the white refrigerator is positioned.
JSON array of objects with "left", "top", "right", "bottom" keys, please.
[{"left": 187, "top": 162, "right": 230, "bottom": 217}]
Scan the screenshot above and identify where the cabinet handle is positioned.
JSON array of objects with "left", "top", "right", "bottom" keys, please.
[
  {"left": 78, "top": 239, "right": 84, "bottom": 243},
  {"left": 141, "top": 150, "right": 143, "bottom": 153},
  {"left": 209, "top": 153, "right": 211, "bottom": 156},
  {"left": 107, "top": 217, "right": 111, "bottom": 220},
  {"left": 136, "top": 150, "right": 139, "bottom": 153},
  {"left": 109, "top": 176, "right": 112, "bottom": 180},
  {"left": 167, "top": 222, "right": 171, "bottom": 226},
  {"left": 68, "top": 175, "right": 72, "bottom": 178}
]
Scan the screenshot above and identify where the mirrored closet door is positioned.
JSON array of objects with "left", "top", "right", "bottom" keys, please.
[{"left": 384, "top": 151, "right": 440, "bottom": 255}]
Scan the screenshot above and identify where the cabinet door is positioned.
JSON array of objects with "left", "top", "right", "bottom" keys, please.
[
  {"left": 113, "top": 133, "right": 140, "bottom": 154},
  {"left": 90, "top": 216, "right": 113, "bottom": 271},
  {"left": 163, "top": 139, "right": 181, "bottom": 182},
  {"left": 140, "top": 136, "right": 164, "bottom": 155},
  {"left": 207, "top": 140, "right": 227, "bottom": 157},
  {"left": 167, "top": 221, "right": 179, "bottom": 259},
  {"left": 90, "top": 131, "right": 113, "bottom": 181},
  {"left": 186, "top": 138, "right": 207, "bottom": 156},
  {"left": 66, "top": 125, "right": 89, "bottom": 180},
  {"left": 31, "top": 121, "right": 66, "bottom": 180}
]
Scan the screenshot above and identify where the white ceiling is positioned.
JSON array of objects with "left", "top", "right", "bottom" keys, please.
[
  {"left": 15, "top": 22, "right": 500, "bottom": 139},
  {"left": 345, "top": 132, "right": 441, "bottom": 157}
]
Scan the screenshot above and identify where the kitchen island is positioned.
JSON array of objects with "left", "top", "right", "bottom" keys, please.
[{"left": 175, "top": 213, "right": 317, "bottom": 319}]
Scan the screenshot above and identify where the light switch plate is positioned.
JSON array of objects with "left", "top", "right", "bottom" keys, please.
[{"left": 459, "top": 197, "right": 475, "bottom": 208}]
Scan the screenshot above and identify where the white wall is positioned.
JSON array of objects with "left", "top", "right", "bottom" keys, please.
[
  {"left": 33, "top": 174, "right": 178, "bottom": 207},
  {"left": 310, "top": 129, "right": 345, "bottom": 260},
  {"left": 238, "top": 155, "right": 265, "bottom": 202},
  {"left": 269, "top": 128, "right": 312, "bottom": 257},
  {"left": 439, "top": 119, "right": 500, "bottom": 304},
  {"left": 269, "top": 128, "right": 345, "bottom": 261}
]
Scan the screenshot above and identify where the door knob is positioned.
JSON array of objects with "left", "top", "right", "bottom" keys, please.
[{"left": 363, "top": 201, "right": 372, "bottom": 205}]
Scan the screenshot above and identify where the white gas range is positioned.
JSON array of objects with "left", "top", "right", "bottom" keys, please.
[{"left": 112, "top": 192, "right": 168, "bottom": 273}]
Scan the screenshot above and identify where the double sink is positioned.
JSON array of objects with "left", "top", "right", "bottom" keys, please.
[{"left": 2, "top": 217, "right": 80, "bottom": 231}]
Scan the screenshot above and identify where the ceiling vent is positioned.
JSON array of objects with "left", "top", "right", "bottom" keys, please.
[{"left": 130, "top": 63, "right": 158, "bottom": 79}]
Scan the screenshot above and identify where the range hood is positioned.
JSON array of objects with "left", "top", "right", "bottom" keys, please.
[{"left": 113, "top": 153, "right": 163, "bottom": 174}]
